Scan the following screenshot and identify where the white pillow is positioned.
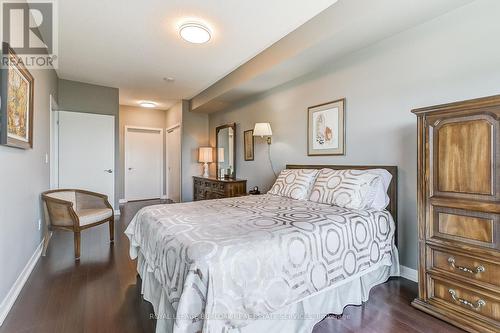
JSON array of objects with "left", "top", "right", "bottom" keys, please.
[
  {"left": 308, "top": 169, "right": 381, "bottom": 209},
  {"left": 366, "top": 169, "right": 392, "bottom": 210},
  {"left": 268, "top": 169, "right": 319, "bottom": 200}
]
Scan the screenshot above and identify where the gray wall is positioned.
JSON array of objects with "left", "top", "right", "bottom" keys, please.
[
  {"left": 119, "top": 105, "right": 168, "bottom": 201},
  {"left": 181, "top": 100, "right": 209, "bottom": 202},
  {"left": 209, "top": 0, "right": 500, "bottom": 270},
  {"left": 58, "top": 79, "right": 120, "bottom": 206},
  {"left": 0, "top": 69, "right": 59, "bottom": 307}
]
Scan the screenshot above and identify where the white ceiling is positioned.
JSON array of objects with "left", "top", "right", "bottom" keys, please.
[
  {"left": 56, "top": 0, "right": 337, "bottom": 109},
  {"left": 190, "top": 0, "right": 475, "bottom": 113}
]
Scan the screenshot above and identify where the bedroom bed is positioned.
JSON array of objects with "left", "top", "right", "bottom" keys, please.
[{"left": 125, "top": 165, "right": 399, "bottom": 333}]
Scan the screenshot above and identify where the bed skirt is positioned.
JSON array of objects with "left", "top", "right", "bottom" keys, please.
[{"left": 137, "top": 250, "right": 400, "bottom": 333}]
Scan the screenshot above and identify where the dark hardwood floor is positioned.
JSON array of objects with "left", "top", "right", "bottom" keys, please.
[{"left": 1, "top": 200, "right": 464, "bottom": 333}]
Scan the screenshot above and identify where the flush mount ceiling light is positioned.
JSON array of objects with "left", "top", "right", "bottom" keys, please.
[
  {"left": 139, "top": 101, "right": 157, "bottom": 108},
  {"left": 179, "top": 22, "right": 211, "bottom": 44}
]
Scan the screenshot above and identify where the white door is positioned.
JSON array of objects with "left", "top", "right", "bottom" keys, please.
[
  {"left": 58, "top": 111, "right": 115, "bottom": 208},
  {"left": 125, "top": 127, "right": 163, "bottom": 201},
  {"left": 166, "top": 125, "right": 181, "bottom": 202}
]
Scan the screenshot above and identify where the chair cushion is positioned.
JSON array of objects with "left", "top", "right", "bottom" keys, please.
[
  {"left": 77, "top": 208, "right": 113, "bottom": 226},
  {"left": 46, "top": 191, "right": 76, "bottom": 207}
]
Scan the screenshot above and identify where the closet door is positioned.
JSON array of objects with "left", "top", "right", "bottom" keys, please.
[
  {"left": 58, "top": 111, "right": 115, "bottom": 208},
  {"left": 124, "top": 127, "right": 163, "bottom": 201}
]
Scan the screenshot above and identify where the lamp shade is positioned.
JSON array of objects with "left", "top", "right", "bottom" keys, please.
[
  {"left": 217, "top": 147, "right": 225, "bottom": 163},
  {"left": 198, "top": 147, "right": 213, "bottom": 163},
  {"left": 253, "top": 123, "right": 272, "bottom": 137}
]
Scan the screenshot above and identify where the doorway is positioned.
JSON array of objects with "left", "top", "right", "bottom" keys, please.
[
  {"left": 124, "top": 126, "right": 164, "bottom": 201},
  {"left": 166, "top": 124, "right": 181, "bottom": 202}
]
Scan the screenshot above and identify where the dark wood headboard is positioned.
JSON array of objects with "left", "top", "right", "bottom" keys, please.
[{"left": 286, "top": 164, "right": 398, "bottom": 243}]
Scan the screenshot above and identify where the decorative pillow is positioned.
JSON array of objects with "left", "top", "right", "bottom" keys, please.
[
  {"left": 367, "top": 169, "right": 392, "bottom": 210},
  {"left": 308, "top": 169, "right": 381, "bottom": 209},
  {"left": 268, "top": 169, "right": 319, "bottom": 200}
]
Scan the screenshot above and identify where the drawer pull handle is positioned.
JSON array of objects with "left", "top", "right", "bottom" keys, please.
[
  {"left": 447, "top": 257, "right": 485, "bottom": 274},
  {"left": 448, "top": 289, "right": 486, "bottom": 311}
]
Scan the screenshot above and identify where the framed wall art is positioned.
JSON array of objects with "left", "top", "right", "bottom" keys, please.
[
  {"left": 1, "top": 42, "right": 35, "bottom": 149},
  {"left": 243, "top": 129, "right": 254, "bottom": 161},
  {"left": 307, "top": 98, "right": 345, "bottom": 156}
]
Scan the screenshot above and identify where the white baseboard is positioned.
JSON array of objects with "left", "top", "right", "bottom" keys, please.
[
  {"left": 400, "top": 265, "right": 418, "bottom": 282},
  {"left": 0, "top": 240, "right": 43, "bottom": 326}
]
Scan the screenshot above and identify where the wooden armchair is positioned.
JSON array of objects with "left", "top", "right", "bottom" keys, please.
[{"left": 41, "top": 189, "right": 114, "bottom": 260}]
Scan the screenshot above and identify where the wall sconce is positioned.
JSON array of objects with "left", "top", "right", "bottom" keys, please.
[
  {"left": 253, "top": 122, "right": 277, "bottom": 177},
  {"left": 198, "top": 147, "right": 213, "bottom": 178},
  {"left": 253, "top": 122, "right": 272, "bottom": 144}
]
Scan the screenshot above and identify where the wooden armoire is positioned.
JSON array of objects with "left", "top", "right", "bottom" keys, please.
[{"left": 411, "top": 95, "right": 500, "bottom": 333}]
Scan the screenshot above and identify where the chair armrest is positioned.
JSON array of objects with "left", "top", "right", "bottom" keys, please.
[
  {"left": 75, "top": 190, "right": 112, "bottom": 211},
  {"left": 42, "top": 195, "right": 78, "bottom": 228}
]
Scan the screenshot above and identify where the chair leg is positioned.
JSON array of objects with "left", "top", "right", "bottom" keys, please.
[
  {"left": 74, "top": 232, "right": 81, "bottom": 261},
  {"left": 109, "top": 217, "right": 115, "bottom": 243}
]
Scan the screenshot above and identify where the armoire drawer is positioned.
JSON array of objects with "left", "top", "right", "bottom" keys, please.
[
  {"left": 429, "top": 275, "right": 500, "bottom": 324},
  {"left": 428, "top": 247, "right": 500, "bottom": 289},
  {"left": 430, "top": 206, "right": 499, "bottom": 250}
]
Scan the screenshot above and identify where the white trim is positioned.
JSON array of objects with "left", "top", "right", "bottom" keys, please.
[
  {"left": 400, "top": 265, "right": 418, "bottom": 282},
  {"left": 49, "top": 95, "right": 59, "bottom": 189},
  {"left": 118, "top": 198, "right": 128, "bottom": 204},
  {"left": 124, "top": 126, "right": 164, "bottom": 201},
  {"left": 0, "top": 240, "right": 43, "bottom": 326},
  {"left": 114, "top": 209, "right": 121, "bottom": 216},
  {"left": 166, "top": 123, "right": 180, "bottom": 132}
]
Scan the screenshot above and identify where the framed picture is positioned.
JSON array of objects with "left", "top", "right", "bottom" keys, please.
[
  {"left": 1, "top": 42, "right": 35, "bottom": 149},
  {"left": 307, "top": 98, "right": 345, "bottom": 156},
  {"left": 243, "top": 129, "right": 254, "bottom": 161}
]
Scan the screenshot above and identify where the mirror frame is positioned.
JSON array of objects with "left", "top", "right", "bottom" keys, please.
[{"left": 215, "top": 123, "right": 236, "bottom": 179}]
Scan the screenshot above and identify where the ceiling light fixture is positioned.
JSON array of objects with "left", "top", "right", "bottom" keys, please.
[
  {"left": 179, "top": 22, "right": 211, "bottom": 44},
  {"left": 139, "top": 101, "right": 157, "bottom": 108}
]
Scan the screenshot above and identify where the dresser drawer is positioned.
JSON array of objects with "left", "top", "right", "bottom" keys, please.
[
  {"left": 430, "top": 206, "right": 500, "bottom": 250},
  {"left": 428, "top": 246, "right": 500, "bottom": 289},
  {"left": 429, "top": 275, "right": 500, "bottom": 325}
]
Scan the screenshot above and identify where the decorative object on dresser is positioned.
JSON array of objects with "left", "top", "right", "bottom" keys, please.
[
  {"left": 216, "top": 123, "right": 236, "bottom": 178},
  {"left": 198, "top": 146, "right": 213, "bottom": 178},
  {"left": 307, "top": 98, "right": 345, "bottom": 156},
  {"left": 1, "top": 42, "right": 34, "bottom": 149},
  {"left": 244, "top": 129, "right": 254, "bottom": 161},
  {"left": 411, "top": 95, "right": 500, "bottom": 333},
  {"left": 193, "top": 176, "right": 247, "bottom": 201}
]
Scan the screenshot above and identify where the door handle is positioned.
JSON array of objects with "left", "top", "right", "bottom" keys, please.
[{"left": 104, "top": 169, "right": 113, "bottom": 173}]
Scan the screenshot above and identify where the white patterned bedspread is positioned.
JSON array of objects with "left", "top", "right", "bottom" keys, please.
[{"left": 125, "top": 194, "right": 397, "bottom": 333}]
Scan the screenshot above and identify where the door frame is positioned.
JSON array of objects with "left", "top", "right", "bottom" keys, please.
[
  {"left": 49, "top": 94, "right": 59, "bottom": 189},
  {"left": 165, "top": 123, "right": 181, "bottom": 202},
  {"left": 124, "top": 125, "right": 165, "bottom": 201}
]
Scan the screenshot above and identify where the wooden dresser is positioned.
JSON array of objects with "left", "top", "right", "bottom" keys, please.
[
  {"left": 193, "top": 176, "right": 247, "bottom": 201},
  {"left": 411, "top": 95, "right": 500, "bottom": 333}
]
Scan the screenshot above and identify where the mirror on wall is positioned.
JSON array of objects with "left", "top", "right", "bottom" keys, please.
[{"left": 216, "top": 123, "right": 236, "bottom": 179}]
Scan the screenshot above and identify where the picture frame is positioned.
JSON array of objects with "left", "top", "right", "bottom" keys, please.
[
  {"left": 243, "top": 129, "right": 254, "bottom": 161},
  {"left": 1, "top": 42, "right": 35, "bottom": 149},
  {"left": 307, "top": 98, "right": 345, "bottom": 156}
]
